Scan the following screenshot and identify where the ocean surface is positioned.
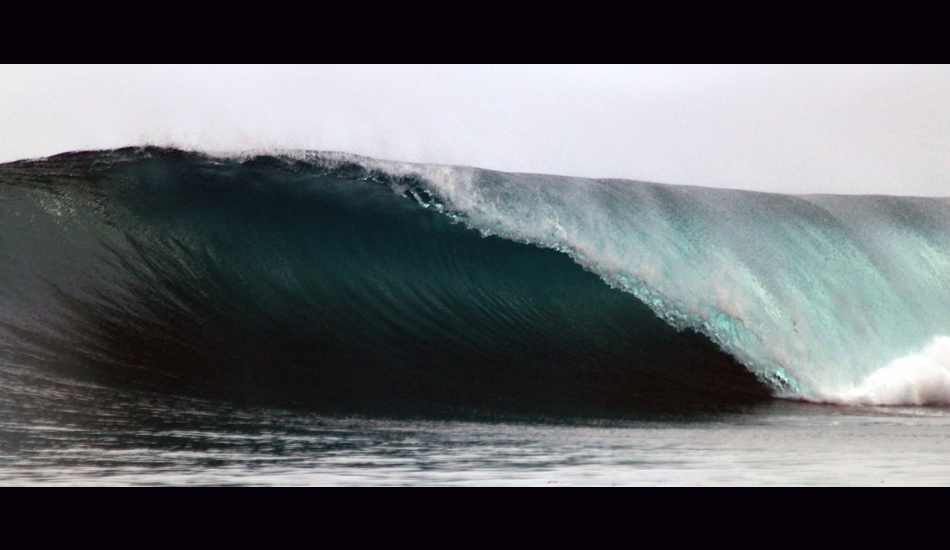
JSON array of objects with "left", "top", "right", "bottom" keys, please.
[
  {"left": 2, "top": 147, "right": 949, "bottom": 485},
  {"left": 4, "top": 367, "right": 950, "bottom": 486}
]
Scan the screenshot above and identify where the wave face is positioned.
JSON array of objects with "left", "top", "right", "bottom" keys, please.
[{"left": 1, "top": 148, "right": 949, "bottom": 414}]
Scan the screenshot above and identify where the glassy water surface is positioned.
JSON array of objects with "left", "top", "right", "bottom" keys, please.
[{"left": 2, "top": 367, "right": 950, "bottom": 486}]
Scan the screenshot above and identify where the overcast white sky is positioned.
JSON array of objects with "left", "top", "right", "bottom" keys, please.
[{"left": 2, "top": 64, "right": 948, "bottom": 196}]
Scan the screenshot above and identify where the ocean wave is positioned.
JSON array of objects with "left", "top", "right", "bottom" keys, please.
[{"left": 1, "top": 147, "right": 948, "bottom": 412}]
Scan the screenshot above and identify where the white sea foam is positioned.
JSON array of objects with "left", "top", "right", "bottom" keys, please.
[{"left": 831, "top": 337, "right": 950, "bottom": 405}]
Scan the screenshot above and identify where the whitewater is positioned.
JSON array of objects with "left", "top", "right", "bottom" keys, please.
[{"left": 1, "top": 147, "right": 949, "bottom": 410}]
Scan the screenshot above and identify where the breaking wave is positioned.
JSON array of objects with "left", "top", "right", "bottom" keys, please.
[{"left": 1, "top": 147, "right": 948, "bottom": 414}]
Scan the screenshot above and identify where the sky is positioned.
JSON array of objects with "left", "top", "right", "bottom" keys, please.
[{"left": 1, "top": 64, "right": 949, "bottom": 196}]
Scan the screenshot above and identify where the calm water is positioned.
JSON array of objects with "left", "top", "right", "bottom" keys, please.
[{"left": 2, "top": 366, "right": 950, "bottom": 486}]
